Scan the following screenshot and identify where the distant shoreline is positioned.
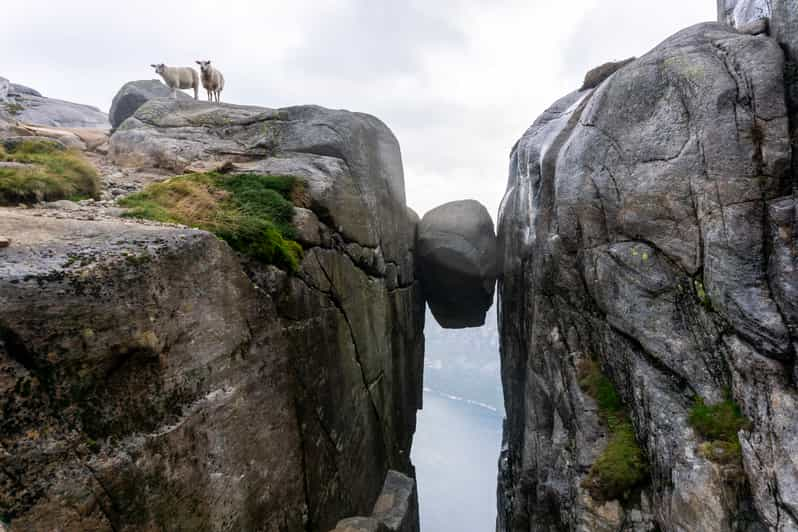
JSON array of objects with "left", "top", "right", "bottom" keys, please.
[{"left": 422, "top": 387, "right": 504, "bottom": 417}]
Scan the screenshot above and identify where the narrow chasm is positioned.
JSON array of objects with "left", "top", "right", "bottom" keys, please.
[
  {"left": 412, "top": 198, "right": 502, "bottom": 532},
  {"left": 412, "top": 303, "right": 503, "bottom": 532}
]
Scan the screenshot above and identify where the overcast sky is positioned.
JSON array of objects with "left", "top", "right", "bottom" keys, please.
[{"left": 2, "top": 1, "right": 716, "bottom": 218}]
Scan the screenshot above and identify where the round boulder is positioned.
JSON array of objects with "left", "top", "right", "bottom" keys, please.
[
  {"left": 417, "top": 200, "right": 498, "bottom": 329},
  {"left": 109, "top": 80, "right": 192, "bottom": 129}
]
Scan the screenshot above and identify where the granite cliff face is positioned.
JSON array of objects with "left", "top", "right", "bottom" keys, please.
[
  {"left": 0, "top": 90, "right": 423, "bottom": 531},
  {"left": 497, "top": 16, "right": 798, "bottom": 532}
]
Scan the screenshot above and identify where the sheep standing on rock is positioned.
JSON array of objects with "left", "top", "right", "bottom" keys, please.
[
  {"left": 150, "top": 63, "right": 199, "bottom": 100},
  {"left": 196, "top": 60, "right": 225, "bottom": 104}
]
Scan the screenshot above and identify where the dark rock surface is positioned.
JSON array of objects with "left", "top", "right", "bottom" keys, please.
[
  {"left": 416, "top": 200, "right": 498, "bottom": 329},
  {"left": 497, "top": 21, "right": 798, "bottom": 531},
  {"left": 719, "top": 0, "right": 798, "bottom": 193},
  {"left": 109, "top": 79, "right": 192, "bottom": 129},
  {"left": 8, "top": 83, "right": 42, "bottom": 98},
  {"left": 1, "top": 98, "right": 423, "bottom": 530},
  {"left": 580, "top": 58, "right": 636, "bottom": 91}
]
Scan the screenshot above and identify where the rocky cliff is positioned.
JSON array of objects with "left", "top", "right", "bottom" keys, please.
[
  {"left": 0, "top": 88, "right": 423, "bottom": 531},
  {"left": 497, "top": 15, "right": 798, "bottom": 532}
]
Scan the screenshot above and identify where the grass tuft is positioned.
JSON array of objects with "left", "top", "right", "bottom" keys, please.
[
  {"left": 0, "top": 139, "right": 99, "bottom": 205},
  {"left": 119, "top": 172, "right": 303, "bottom": 271},
  {"left": 578, "top": 358, "right": 648, "bottom": 502},
  {"left": 689, "top": 392, "right": 750, "bottom": 464},
  {"left": 4, "top": 102, "right": 24, "bottom": 115}
]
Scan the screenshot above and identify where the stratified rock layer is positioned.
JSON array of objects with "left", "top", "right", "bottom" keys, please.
[
  {"left": 497, "top": 22, "right": 798, "bottom": 531},
  {"left": 417, "top": 200, "right": 498, "bottom": 329},
  {"left": 1, "top": 100, "right": 422, "bottom": 531}
]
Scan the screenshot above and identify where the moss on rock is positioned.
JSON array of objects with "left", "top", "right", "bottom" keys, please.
[
  {"left": 578, "top": 358, "right": 649, "bottom": 502},
  {"left": 0, "top": 139, "right": 99, "bottom": 204},
  {"left": 119, "top": 172, "right": 303, "bottom": 271},
  {"left": 689, "top": 393, "right": 750, "bottom": 464}
]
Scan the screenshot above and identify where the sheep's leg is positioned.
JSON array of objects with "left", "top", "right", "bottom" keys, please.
[
  {"left": 171, "top": 87, "right": 177, "bottom": 99},
  {"left": 193, "top": 85, "right": 198, "bottom": 100}
]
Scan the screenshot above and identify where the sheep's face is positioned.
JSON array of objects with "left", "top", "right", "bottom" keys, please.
[
  {"left": 151, "top": 64, "right": 166, "bottom": 75},
  {"left": 196, "top": 60, "right": 212, "bottom": 73}
]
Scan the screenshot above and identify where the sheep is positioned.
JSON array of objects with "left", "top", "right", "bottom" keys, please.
[
  {"left": 150, "top": 64, "right": 199, "bottom": 100},
  {"left": 196, "top": 60, "right": 225, "bottom": 104}
]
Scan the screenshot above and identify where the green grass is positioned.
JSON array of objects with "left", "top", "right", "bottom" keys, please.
[
  {"left": 689, "top": 392, "right": 750, "bottom": 464},
  {"left": 0, "top": 139, "right": 100, "bottom": 205},
  {"left": 578, "top": 358, "right": 648, "bottom": 502},
  {"left": 119, "top": 172, "right": 303, "bottom": 271},
  {"left": 4, "top": 102, "right": 24, "bottom": 115}
]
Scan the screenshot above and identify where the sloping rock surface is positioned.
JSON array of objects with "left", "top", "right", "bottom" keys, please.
[
  {"left": 1, "top": 99, "right": 423, "bottom": 530},
  {"left": 109, "top": 79, "right": 193, "bottom": 129},
  {"left": 416, "top": 200, "right": 498, "bottom": 329},
  {"left": 109, "top": 99, "right": 411, "bottom": 267},
  {"left": 1, "top": 77, "right": 109, "bottom": 128},
  {"left": 497, "top": 22, "right": 798, "bottom": 531}
]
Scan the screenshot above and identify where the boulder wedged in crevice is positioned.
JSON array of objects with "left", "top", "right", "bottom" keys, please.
[{"left": 416, "top": 199, "right": 498, "bottom": 329}]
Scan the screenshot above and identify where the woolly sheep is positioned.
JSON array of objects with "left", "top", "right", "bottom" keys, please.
[
  {"left": 196, "top": 60, "right": 225, "bottom": 104},
  {"left": 150, "top": 64, "right": 199, "bottom": 100}
]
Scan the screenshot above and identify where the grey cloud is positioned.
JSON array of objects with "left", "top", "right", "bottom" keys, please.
[
  {"left": 559, "top": 1, "right": 717, "bottom": 88},
  {"left": 290, "top": 0, "right": 466, "bottom": 80}
]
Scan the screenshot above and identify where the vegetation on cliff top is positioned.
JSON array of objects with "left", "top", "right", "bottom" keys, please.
[
  {"left": 578, "top": 358, "right": 649, "bottom": 502},
  {"left": 119, "top": 172, "right": 303, "bottom": 271},
  {"left": 0, "top": 139, "right": 99, "bottom": 205},
  {"left": 689, "top": 392, "right": 750, "bottom": 465}
]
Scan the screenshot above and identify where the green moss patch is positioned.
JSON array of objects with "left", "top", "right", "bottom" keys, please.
[
  {"left": 4, "top": 102, "right": 24, "bottom": 115},
  {"left": 578, "top": 358, "right": 648, "bottom": 502},
  {"left": 689, "top": 393, "right": 750, "bottom": 464},
  {"left": 0, "top": 139, "right": 100, "bottom": 205},
  {"left": 119, "top": 172, "right": 303, "bottom": 271}
]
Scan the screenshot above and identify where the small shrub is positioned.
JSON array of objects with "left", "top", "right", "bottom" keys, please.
[
  {"left": 578, "top": 358, "right": 648, "bottom": 502},
  {"left": 0, "top": 139, "right": 99, "bottom": 204},
  {"left": 120, "top": 172, "right": 303, "bottom": 271},
  {"left": 689, "top": 393, "right": 750, "bottom": 464},
  {"left": 578, "top": 359, "right": 622, "bottom": 414}
]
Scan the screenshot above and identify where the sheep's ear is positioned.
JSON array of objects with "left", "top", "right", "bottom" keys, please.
[
  {"left": 150, "top": 64, "right": 157, "bottom": 68},
  {"left": 196, "top": 61, "right": 201, "bottom": 65}
]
